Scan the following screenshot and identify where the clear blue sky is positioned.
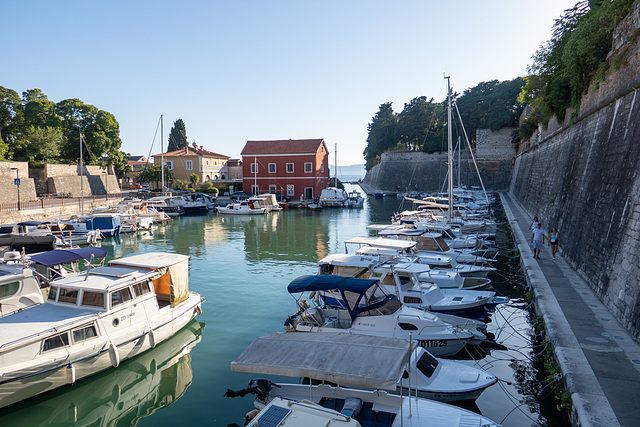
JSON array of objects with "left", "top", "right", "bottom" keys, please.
[{"left": 2, "top": 0, "right": 577, "bottom": 166}]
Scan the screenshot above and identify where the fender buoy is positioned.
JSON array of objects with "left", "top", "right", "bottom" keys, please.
[
  {"left": 148, "top": 329, "right": 157, "bottom": 348},
  {"left": 195, "top": 305, "right": 202, "bottom": 315},
  {"left": 108, "top": 342, "right": 120, "bottom": 368},
  {"left": 66, "top": 363, "right": 76, "bottom": 384}
]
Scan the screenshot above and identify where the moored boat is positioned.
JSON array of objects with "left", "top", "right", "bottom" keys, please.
[
  {"left": 226, "top": 332, "right": 501, "bottom": 426},
  {"left": 217, "top": 200, "right": 267, "bottom": 215},
  {"left": 0, "top": 252, "right": 204, "bottom": 409}
]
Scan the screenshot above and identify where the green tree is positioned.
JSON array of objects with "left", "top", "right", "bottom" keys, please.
[
  {"left": 136, "top": 164, "right": 173, "bottom": 189},
  {"left": 167, "top": 119, "right": 188, "bottom": 152},
  {"left": 364, "top": 103, "right": 397, "bottom": 171},
  {"left": 56, "top": 98, "right": 122, "bottom": 164},
  {"left": 519, "top": 0, "right": 634, "bottom": 135},
  {"left": 189, "top": 173, "right": 199, "bottom": 188},
  {"left": 0, "top": 87, "right": 22, "bottom": 159},
  {"left": 108, "top": 149, "right": 132, "bottom": 180},
  {"left": 20, "top": 125, "right": 62, "bottom": 162}
]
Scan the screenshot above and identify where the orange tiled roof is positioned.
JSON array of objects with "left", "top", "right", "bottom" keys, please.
[
  {"left": 153, "top": 146, "right": 230, "bottom": 158},
  {"left": 241, "top": 139, "right": 326, "bottom": 156}
]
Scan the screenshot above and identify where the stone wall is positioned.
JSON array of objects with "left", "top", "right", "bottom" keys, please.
[
  {"left": 511, "top": 4, "right": 640, "bottom": 339},
  {"left": 0, "top": 162, "right": 38, "bottom": 203},
  {"left": 363, "top": 127, "right": 516, "bottom": 193}
]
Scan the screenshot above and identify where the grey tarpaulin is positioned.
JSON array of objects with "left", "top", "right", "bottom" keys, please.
[{"left": 230, "top": 332, "right": 416, "bottom": 390}]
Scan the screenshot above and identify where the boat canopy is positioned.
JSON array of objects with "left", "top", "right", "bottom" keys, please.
[
  {"left": 288, "top": 274, "right": 379, "bottom": 294},
  {"left": 29, "top": 248, "right": 108, "bottom": 267},
  {"left": 230, "top": 332, "right": 416, "bottom": 390},
  {"left": 345, "top": 236, "right": 417, "bottom": 251},
  {"left": 109, "top": 253, "right": 190, "bottom": 307},
  {"left": 288, "top": 275, "right": 397, "bottom": 321}
]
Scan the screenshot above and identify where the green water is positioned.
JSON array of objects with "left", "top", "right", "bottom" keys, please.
[{"left": 0, "top": 186, "right": 558, "bottom": 426}]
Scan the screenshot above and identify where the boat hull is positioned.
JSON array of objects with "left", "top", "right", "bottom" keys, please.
[{"left": 0, "top": 294, "right": 202, "bottom": 409}]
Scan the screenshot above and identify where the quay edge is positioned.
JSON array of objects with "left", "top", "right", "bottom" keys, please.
[{"left": 500, "top": 192, "right": 640, "bottom": 427}]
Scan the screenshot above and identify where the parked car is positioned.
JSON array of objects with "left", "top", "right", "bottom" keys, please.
[{"left": 230, "top": 191, "right": 249, "bottom": 201}]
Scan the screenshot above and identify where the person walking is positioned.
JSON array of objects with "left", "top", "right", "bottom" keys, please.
[
  {"left": 549, "top": 227, "right": 560, "bottom": 260},
  {"left": 531, "top": 222, "right": 545, "bottom": 259},
  {"left": 529, "top": 216, "right": 539, "bottom": 230}
]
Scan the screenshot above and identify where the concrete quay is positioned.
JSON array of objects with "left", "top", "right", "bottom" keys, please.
[{"left": 501, "top": 192, "right": 640, "bottom": 427}]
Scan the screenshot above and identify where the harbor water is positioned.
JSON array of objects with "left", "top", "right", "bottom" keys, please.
[{"left": 0, "top": 185, "right": 564, "bottom": 426}]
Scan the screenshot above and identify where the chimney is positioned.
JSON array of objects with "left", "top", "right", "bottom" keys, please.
[{"left": 200, "top": 145, "right": 203, "bottom": 150}]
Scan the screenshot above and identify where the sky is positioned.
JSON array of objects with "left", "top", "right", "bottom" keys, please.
[{"left": 2, "top": 0, "right": 578, "bottom": 166}]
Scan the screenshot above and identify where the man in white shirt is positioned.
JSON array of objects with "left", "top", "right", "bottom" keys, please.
[{"left": 531, "top": 223, "right": 546, "bottom": 259}]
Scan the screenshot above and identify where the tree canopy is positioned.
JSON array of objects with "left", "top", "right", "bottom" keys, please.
[
  {"left": 363, "top": 78, "right": 524, "bottom": 170},
  {"left": 167, "top": 119, "right": 188, "bottom": 152},
  {"left": 518, "top": 0, "right": 634, "bottom": 137},
  {"left": 0, "top": 86, "right": 130, "bottom": 178}
]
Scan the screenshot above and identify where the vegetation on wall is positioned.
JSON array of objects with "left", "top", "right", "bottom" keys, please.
[
  {"left": 0, "top": 86, "right": 131, "bottom": 179},
  {"left": 363, "top": 78, "right": 524, "bottom": 171},
  {"left": 518, "top": 0, "right": 635, "bottom": 138}
]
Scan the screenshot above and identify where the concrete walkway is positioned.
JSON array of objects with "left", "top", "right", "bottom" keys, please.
[{"left": 500, "top": 192, "right": 640, "bottom": 427}]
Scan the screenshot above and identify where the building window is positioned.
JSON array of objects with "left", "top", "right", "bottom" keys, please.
[
  {"left": 251, "top": 185, "right": 259, "bottom": 195},
  {"left": 215, "top": 161, "right": 217, "bottom": 166},
  {"left": 269, "top": 185, "right": 277, "bottom": 193},
  {"left": 251, "top": 163, "right": 258, "bottom": 174},
  {"left": 186, "top": 160, "right": 193, "bottom": 170},
  {"left": 164, "top": 161, "right": 173, "bottom": 170},
  {"left": 286, "top": 163, "right": 294, "bottom": 173},
  {"left": 304, "top": 162, "right": 312, "bottom": 173},
  {"left": 220, "top": 174, "right": 225, "bottom": 179},
  {"left": 268, "top": 163, "right": 276, "bottom": 173},
  {"left": 321, "top": 164, "right": 324, "bottom": 173},
  {"left": 287, "top": 185, "right": 295, "bottom": 196},
  {"left": 321, "top": 181, "right": 325, "bottom": 189}
]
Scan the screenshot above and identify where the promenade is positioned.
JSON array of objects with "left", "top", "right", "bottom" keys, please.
[{"left": 501, "top": 192, "right": 640, "bottom": 427}]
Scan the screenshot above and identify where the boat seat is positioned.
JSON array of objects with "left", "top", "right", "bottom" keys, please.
[{"left": 341, "top": 397, "right": 362, "bottom": 417}]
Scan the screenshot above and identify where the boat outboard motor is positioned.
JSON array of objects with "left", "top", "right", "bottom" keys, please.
[
  {"left": 283, "top": 300, "right": 310, "bottom": 331},
  {"left": 224, "top": 379, "right": 280, "bottom": 400}
]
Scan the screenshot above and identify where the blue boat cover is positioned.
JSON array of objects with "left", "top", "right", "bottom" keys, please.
[
  {"left": 287, "top": 275, "right": 379, "bottom": 294},
  {"left": 17, "top": 220, "right": 50, "bottom": 226},
  {"left": 30, "top": 248, "right": 108, "bottom": 267}
]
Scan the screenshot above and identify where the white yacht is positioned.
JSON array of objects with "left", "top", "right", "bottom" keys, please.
[
  {"left": 0, "top": 252, "right": 204, "bottom": 409},
  {"left": 226, "top": 332, "right": 501, "bottom": 427}
]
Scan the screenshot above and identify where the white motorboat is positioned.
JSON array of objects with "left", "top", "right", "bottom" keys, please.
[
  {"left": 217, "top": 200, "right": 267, "bottom": 215},
  {"left": 0, "top": 318, "right": 204, "bottom": 426},
  {"left": 0, "top": 252, "right": 204, "bottom": 409},
  {"left": 248, "top": 194, "right": 283, "bottom": 212},
  {"left": 345, "top": 190, "right": 364, "bottom": 208},
  {"left": 1, "top": 220, "right": 102, "bottom": 246},
  {"left": 283, "top": 275, "right": 482, "bottom": 357},
  {"left": 0, "top": 252, "right": 45, "bottom": 317},
  {"left": 146, "top": 196, "right": 185, "bottom": 217},
  {"left": 317, "top": 254, "right": 498, "bottom": 321},
  {"left": 318, "top": 187, "right": 348, "bottom": 207},
  {"left": 226, "top": 332, "right": 501, "bottom": 426}
]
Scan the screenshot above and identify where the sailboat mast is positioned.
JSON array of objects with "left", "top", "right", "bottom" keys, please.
[
  {"left": 446, "top": 76, "right": 453, "bottom": 221},
  {"left": 79, "top": 127, "right": 84, "bottom": 215},
  {"left": 254, "top": 155, "right": 257, "bottom": 195},
  {"left": 161, "top": 114, "right": 164, "bottom": 195},
  {"left": 334, "top": 143, "right": 337, "bottom": 186}
]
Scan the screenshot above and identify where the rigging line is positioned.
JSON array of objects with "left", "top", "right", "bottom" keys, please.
[
  {"left": 140, "top": 115, "right": 162, "bottom": 186},
  {"left": 454, "top": 102, "right": 490, "bottom": 207}
]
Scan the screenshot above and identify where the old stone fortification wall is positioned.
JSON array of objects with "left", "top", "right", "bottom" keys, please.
[
  {"left": 0, "top": 163, "right": 120, "bottom": 203},
  {"left": 0, "top": 162, "right": 37, "bottom": 204},
  {"left": 511, "top": 4, "right": 640, "bottom": 339},
  {"left": 363, "top": 127, "right": 515, "bottom": 193}
]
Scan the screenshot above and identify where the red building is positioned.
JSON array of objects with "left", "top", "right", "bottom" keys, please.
[{"left": 240, "top": 139, "right": 330, "bottom": 200}]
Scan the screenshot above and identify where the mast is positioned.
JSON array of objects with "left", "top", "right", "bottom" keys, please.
[
  {"left": 334, "top": 143, "right": 337, "bottom": 186},
  {"left": 79, "top": 127, "right": 84, "bottom": 215},
  {"left": 161, "top": 114, "right": 164, "bottom": 195},
  {"left": 254, "top": 155, "right": 257, "bottom": 195},
  {"left": 445, "top": 75, "right": 453, "bottom": 221}
]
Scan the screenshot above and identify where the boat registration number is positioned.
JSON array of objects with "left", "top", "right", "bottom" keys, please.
[{"left": 419, "top": 340, "right": 448, "bottom": 348}]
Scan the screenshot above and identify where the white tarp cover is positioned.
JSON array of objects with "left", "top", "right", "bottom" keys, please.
[{"left": 230, "top": 332, "right": 416, "bottom": 390}]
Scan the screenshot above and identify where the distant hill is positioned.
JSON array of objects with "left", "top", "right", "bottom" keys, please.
[{"left": 330, "top": 163, "right": 366, "bottom": 180}]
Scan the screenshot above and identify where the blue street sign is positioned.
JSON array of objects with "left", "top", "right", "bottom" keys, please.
[{"left": 14, "top": 178, "right": 20, "bottom": 185}]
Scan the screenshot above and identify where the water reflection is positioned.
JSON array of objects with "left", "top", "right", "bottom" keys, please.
[{"left": 0, "top": 319, "right": 204, "bottom": 426}]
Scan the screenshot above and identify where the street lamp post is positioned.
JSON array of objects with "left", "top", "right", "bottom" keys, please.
[{"left": 10, "top": 168, "right": 20, "bottom": 210}]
